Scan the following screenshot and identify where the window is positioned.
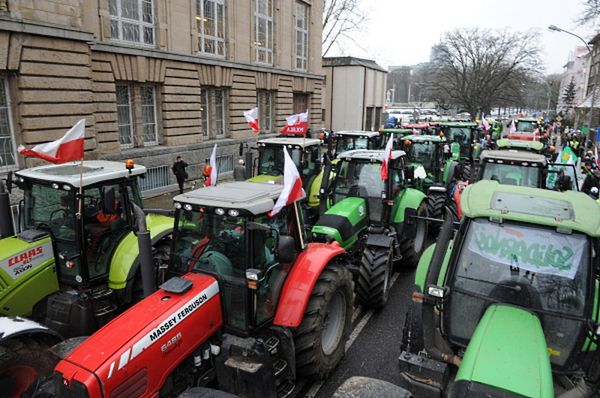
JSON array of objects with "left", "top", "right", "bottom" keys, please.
[
  {"left": 196, "top": 0, "right": 226, "bottom": 57},
  {"left": 0, "top": 78, "right": 16, "bottom": 171},
  {"left": 109, "top": 0, "right": 155, "bottom": 45},
  {"left": 204, "top": 153, "right": 234, "bottom": 173},
  {"left": 141, "top": 86, "right": 157, "bottom": 145},
  {"left": 116, "top": 85, "right": 134, "bottom": 148},
  {"left": 257, "top": 91, "right": 273, "bottom": 132},
  {"left": 365, "top": 107, "right": 374, "bottom": 130},
  {"left": 117, "top": 84, "right": 160, "bottom": 149},
  {"left": 293, "top": 93, "right": 308, "bottom": 114},
  {"left": 201, "top": 87, "right": 228, "bottom": 139},
  {"left": 294, "top": 2, "right": 308, "bottom": 70},
  {"left": 254, "top": 0, "right": 273, "bottom": 64}
]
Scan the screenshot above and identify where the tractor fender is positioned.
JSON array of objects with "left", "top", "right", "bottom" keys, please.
[
  {"left": 393, "top": 188, "right": 427, "bottom": 225},
  {"left": 427, "top": 185, "right": 446, "bottom": 194},
  {"left": 108, "top": 213, "right": 173, "bottom": 292},
  {"left": 0, "top": 316, "right": 61, "bottom": 342},
  {"left": 273, "top": 242, "right": 345, "bottom": 328},
  {"left": 365, "top": 233, "right": 394, "bottom": 248}
]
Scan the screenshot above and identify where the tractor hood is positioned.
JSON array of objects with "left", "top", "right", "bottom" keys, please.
[
  {"left": 312, "top": 197, "right": 368, "bottom": 249},
  {"left": 56, "top": 273, "right": 223, "bottom": 394},
  {"left": 455, "top": 304, "right": 553, "bottom": 397},
  {"left": 248, "top": 174, "right": 283, "bottom": 184}
]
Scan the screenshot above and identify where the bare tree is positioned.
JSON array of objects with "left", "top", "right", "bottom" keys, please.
[
  {"left": 322, "top": 0, "right": 365, "bottom": 56},
  {"left": 427, "top": 29, "right": 542, "bottom": 117},
  {"left": 577, "top": 0, "right": 600, "bottom": 25}
]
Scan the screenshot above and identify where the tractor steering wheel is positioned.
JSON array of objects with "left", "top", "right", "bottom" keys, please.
[{"left": 49, "top": 208, "right": 69, "bottom": 224}]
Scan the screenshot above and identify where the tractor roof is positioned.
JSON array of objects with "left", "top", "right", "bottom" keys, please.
[
  {"left": 402, "top": 123, "right": 429, "bottom": 129},
  {"left": 496, "top": 138, "right": 544, "bottom": 152},
  {"left": 338, "top": 149, "right": 405, "bottom": 162},
  {"left": 440, "top": 122, "right": 477, "bottom": 127},
  {"left": 174, "top": 181, "right": 304, "bottom": 216},
  {"left": 258, "top": 137, "right": 321, "bottom": 148},
  {"left": 333, "top": 130, "right": 379, "bottom": 138},
  {"left": 380, "top": 128, "right": 413, "bottom": 134},
  {"left": 15, "top": 160, "right": 146, "bottom": 188},
  {"left": 404, "top": 134, "right": 445, "bottom": 143},
  {"left": 479, "top": 150, "right": 547, "bottom": 164},
  {"left": 461, "top": 181, "right": 600, "bottom": 237},
  {"left": 515, "top": 117, "right": 538, "bottom": 122}
]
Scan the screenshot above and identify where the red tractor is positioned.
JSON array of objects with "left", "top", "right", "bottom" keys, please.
[{"left": 54, "top": 181, "right": 353, "bottom": 398}]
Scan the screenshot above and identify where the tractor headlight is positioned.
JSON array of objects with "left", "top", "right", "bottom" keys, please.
[
  {"left": 174, "top": 202, "right": 182, "bottom": 209},
  {"left": 228, "top": 209, "right": 239, "bottom": 217},
  {"left": 427, "top": 285, "right": 445, "bottom": 298},
  {"left": 215, "top": 208, "right": 225, "bottom": 216}
]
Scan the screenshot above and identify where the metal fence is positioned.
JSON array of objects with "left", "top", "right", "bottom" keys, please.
[
  {"left": 204, "top": 154, "right": 234, "bottom": 174},
  {"left": 139, "top": 165, "right": 171, "bottom": 192}
]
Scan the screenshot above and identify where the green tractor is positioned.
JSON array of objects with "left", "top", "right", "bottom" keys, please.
[
  {"left": 495, "top": 138, "right": 544, "bottom": 153},
  {"left": 0, "top": 160, "right": 173, "bottom": 394},
  {"left": 246, "top": 136, "right": 324, "bottom": 220},
  {"left": 312, "top": 149, "right": 428, "bottom": 308},
  {"left": 400, "top": 181, "right": 600, "bottom": 397},
  {"left": 329, "top": 130, "right": 381, "bottom": 156},
  {"left": 438, "top": 121, "right": 479, "bottom": 179}
]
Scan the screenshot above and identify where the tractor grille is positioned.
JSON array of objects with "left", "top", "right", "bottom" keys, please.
[{"left": 110, "top": 368, "right": 148, "bottom": 398}]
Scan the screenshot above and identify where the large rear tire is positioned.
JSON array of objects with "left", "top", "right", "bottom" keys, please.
[
  {"left": 0, "top": 337, "right": 56, "bottom": 398},
  {"left": 426, "top": 193, "right": 446, "bottom": 237},
  {"left": 398, "top": 201, "right": 428, "bottom": 268},
  {"left": 357, "top": 246, "right": 392, "bottom": 309},
  {"left": 294, "top": 263, "right": 353, "bottom": 380}
]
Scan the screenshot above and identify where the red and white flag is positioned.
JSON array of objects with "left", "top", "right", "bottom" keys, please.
[
  {"left": 508, "top": 120, "right": 517, "bottom": 136},
  {"left": 244, "top": 107, "right": 260, "bottom": 134},
  {"left": 280, "top": 110, "right": 309, "bottom": 136},
  {"left": 19, "top": 119, "right": 85, "bottom": 164},
  {"left": 595, "top": 145, "right": 599, "bottom": 169},
  {"left": 412, "top": 128, "right": 419, "bottom": 135},
  {"left": 480, "top": 118, "right": 490, "bottom": 131},
  {"left": 207, "top": 144, "right": 218, "bottom": 186},
  {"left": 269, "top": 147, "right": 304, "bottom": 217},
  {"left": 381, "top": 134, "right": 394, "bottom": 181}
]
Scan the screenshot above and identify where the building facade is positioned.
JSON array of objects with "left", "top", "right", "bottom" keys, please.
[
  {"left": 322, "top": 57, "right": 386, "bottom": 132},
  {"left": 0, "top": 0, "right": 323, "bottom": 191},
  {"left": 557, "top": 46, "right": 589, "bottom": 114}
]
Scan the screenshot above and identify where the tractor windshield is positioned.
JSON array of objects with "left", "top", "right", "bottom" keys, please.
[
  {"left": 516, "top": 120, "right": 536, "bottom": 132},
  {"left": 447, "top": 218, "right": 590, "bottom": 367},
  {"left": 479, "top": 163, "right": 541, "bottom": 187},
  {"left": 445, "top": 127, "right": 472, "bottom": 158},
  {"left": 171, "top": 211, "right": 246, "bottom": 280},
  {"left": 407, "top": 142, "right": 435, "bottom": 170},
  {"left": 257, "top": 145, "right": 319, "bottom": 181},
  {"left": 335, "top": 137, "right": 372, "bottom": 153}
]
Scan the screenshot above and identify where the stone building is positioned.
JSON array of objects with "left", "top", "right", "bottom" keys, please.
[{"left": 0, "top": 0, "right": 323, "bottom": 192}]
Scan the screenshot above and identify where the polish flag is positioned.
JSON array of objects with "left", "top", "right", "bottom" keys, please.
[
  {"left": 381, "top": 134, "right": 394, "bottom": 180},
  {"left": 533, "top": 128, "right": 540, "bottom": 141},
  {"left": 19, "top": 119, "right": 85, "bottom": 164},
  {"left": 480, "top": 118, "right": 490, "bottom": 131},
  {"left": 269, "top": 147, "right": 304, "bottom": 217},
  {"left": 508, "top": 120, "right": 517, "bottom": 136},
  {"left": 206, "top": 144, "right": 218, "bottom": 186},
  {"left": 412, "top": 128, "right": 419, "bottom": 135},
  {"left": 280, "top": 110, "right": 309, "bottom": 136},
  {"left": 244, "top": 107, "right": 260, "bottom": 133},
  {"left": 595, "top": 145, "right": 599, "bottom": 168}
]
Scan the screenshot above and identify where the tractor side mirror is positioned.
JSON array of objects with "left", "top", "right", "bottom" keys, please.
[
  {"left": 102, "top": 187, "right": 116, "bottom": 215},
  {"left": 278, "top": 235, "right": 296, "bottom": 264}
]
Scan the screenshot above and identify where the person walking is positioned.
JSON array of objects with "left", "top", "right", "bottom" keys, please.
[{"left": 172, "top": 156, "right": 189, "bottom": 194}]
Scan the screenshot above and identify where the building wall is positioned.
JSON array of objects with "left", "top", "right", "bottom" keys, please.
[
  {"left": 323, "top": 63, "right": 387, "bottom": 132},
  {"left": 558, "top": 46, "right": 589, "bottom": 113},
  {"left": 0, "top": 0, "right": 324, "bottom": 187}
]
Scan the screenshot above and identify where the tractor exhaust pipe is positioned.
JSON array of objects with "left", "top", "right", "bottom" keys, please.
[
  {"left": 0, "top": 180, "right": 14, "bottom": 238},
  {"left": 422, "top": 217, "right": 460, "bottom": 366},
  {"left": 132, "top": 203, "right": 156, "bottom": 297}
]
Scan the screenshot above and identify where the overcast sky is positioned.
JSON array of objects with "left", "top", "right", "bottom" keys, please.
[{"left": 328, "top": 0, "right": 597, "bottom": 75}]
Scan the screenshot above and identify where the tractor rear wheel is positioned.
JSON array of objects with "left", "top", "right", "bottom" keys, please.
[
  {"left": 426, "top": 193, "right": 446, "bottom": 237},
  {"left": 294, "top": 263, "right": 353, "bottom": 380},
  {"left": 0, "top": 337, "right": 56, "bottom": 398},
  {"left": 357, "top": 246, "right": 392, "bottom": 309},
  {"left": 400, "top": 301, "right": 424, "bottom": 354},
  {"left": 398, "top": 201, "right": 428, "bottom": 268}
]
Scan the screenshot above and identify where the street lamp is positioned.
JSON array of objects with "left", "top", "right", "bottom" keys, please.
[{"left": 548, "top": 24, "right": 596, "bottom": 144}]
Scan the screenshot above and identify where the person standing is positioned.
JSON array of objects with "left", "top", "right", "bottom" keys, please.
[{"left": 172, "top": 156, "right": 188, "bottom": 194}]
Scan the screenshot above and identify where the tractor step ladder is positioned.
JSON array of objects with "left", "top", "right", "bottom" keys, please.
[
  {"left": 277, "top": 380, "right": 295, "bottom": 398},
  {"left": 273, "top": 359, "right": 287, "bottom": 377},
  {"left": 265, "top": 336, "right": 280, "bottom": 355}
]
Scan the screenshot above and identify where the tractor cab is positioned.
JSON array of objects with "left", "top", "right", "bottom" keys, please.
[
  {"left": 400, "top": 135, "right": 448, "bottom": 181},
  {"left": 439, "top": 121, "right": 478, "bottom": 160},
  {"left": 330, "top": 130, "right": 381, "bottom": 156},
  {"left": 9, "top": 161, "right": 145, "bottom": 289},
  {"left": 251, "top": 137, "right": 321, "bottom": 188},
  {"left": 496, "top": 138, "right": 544, "bottom": 153},
  {"left": 478, "top": 150, "right": 547, "bottom": 187},
  {"left": 379, "top": 128, "right": 414, "bottom": 149},
  {"left": 400, "top": 181, "right": 600, "bottom": 397},
  {"left": 170, "top": 182, "right": 307, "bottom": 332}
]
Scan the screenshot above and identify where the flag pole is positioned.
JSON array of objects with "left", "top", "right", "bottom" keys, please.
[
  {"left": 293, "top": 201, "right": 305, "bottom": 249},
  {"left": 77, "top": 155, "right": 84, "bottom": 220}
]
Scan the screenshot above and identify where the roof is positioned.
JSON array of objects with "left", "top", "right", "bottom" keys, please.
[
  {"left": 402, "top": 123, "right": 430, "bottom": 129},
  {"left": 404, "top": 134, "right": 445, "bottom": 143},
  {"left": 440, "top": 122, "right": 477, "bottom": 127},
  {"left": 258, "top": 137, "right": 321, "bottom": 148},
  {"left": 173, "top": 181, "right": 304, "bottom": 215},
  {"left": 461, "top": 181, "right": 600, "bottom": 237},
  {"left": 322, "top": 56, "right": 387, "bottom": 73},
  {"left": 515, "top": 117, "right": 538, "bottom": 122},
  {"left": 496, "top": 139, "right": 544, "bottom": 152},
  {"left": 338, "top": 149, "right": 405, "bottom": 162},
  {"left": 380, "top": 128, "right": 413, "bottom": 134},
  {"left": 15, "top": 160, "right": 146, "bottom": 188},
  {"left": 479, "top": 150, "right": 547, "bottom": 164},
  {"left": 333, "top": 130, "right": 380, "bottom": 138}
]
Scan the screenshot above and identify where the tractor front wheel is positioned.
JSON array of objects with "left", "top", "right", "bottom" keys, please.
[
  {"left": 294, "top": 263, "right": 353, "bottom": 380},
  {"left": 0, "top": 337, "right": 56, "bottom": 398},
  {"left": 357, "top": 246, "right": 392, "bottom": 309},
  {"left": 398, "top": 201, "right": 428, "bottom": 268}
]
